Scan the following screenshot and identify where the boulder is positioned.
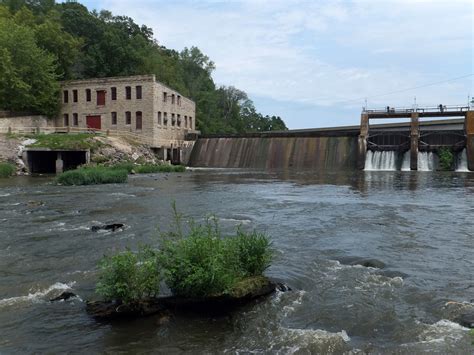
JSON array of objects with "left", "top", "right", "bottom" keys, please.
[
  {"left": 50, "top": 291, "right": 77, "bottom": 302},
  {"left": 455, "top": 311, "right": 474, "bottom": 328},
  {"left": 337, "top": 256, "right": 386, "bottom": 269},
  {"left": 91, "top": 223, "right": 124, "bottom": 232},
  {"left": 86, "top": 298, "right": 169, "bottom": 320}
]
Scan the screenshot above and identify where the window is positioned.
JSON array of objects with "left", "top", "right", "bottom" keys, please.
[
  {"left": 157, "top": 111, "right": 162, "bottom": 125},
  {"left": 185, "top": 116, "right": 188, "bottom": 128},
  {"left": 177, "top": 95, "right": 181, "bottom": 106},
  {"left": 125, "top": 111, "right": 131, "bottom": 125},
  {"left": 171, "top": 113, "right": 175, "bottom": 126},
  {"left": 136, "top": 85, "right": 142, "bottom": 99},
  {"left": 111, "top": 112, "right": 117, "bottom": 125},
  {"left": 177, "top": 114, "right": 181, "bottom": 127},
  {"left": 63, "top": 90, "right": 68, "bottom": 103},
  {"left": 97, "top": 90, "right": 106, "bottom": 106},
  {"left": 86, "top": 89, "right": 91, "bottom": 102},
  {"left": 136, "top": 111, "right": 142, "bottom": 130},
  {"left": 73, "top": 113, "right": 78, "bottom": 126},
  {"left": 73, "top": 90, "right": 78, "bottom": 103},
  {"left": 125, "top": 86, "right": 131, "bottom": 100},
  {"left": 171, "top": 94, "right": 175, "bottom": 105},
  {"left": 111, "top": 87, "right": 117, "bottom": 100},
  {"left": 189, "top": 117, "right": 192, "bottom": 129},
  {"left": 163, "top": 92, "right": 167, "bottom": 102},
  {"left": 63, "top": 113, "right": 69, "bottom": 126},
  {"left": 163, "top": 112, "right": 168, "bottom": 125}
]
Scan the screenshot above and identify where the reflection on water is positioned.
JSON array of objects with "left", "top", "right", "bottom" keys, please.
[{"left": 0, "top": 170, "right": 473, "bottom": 353}]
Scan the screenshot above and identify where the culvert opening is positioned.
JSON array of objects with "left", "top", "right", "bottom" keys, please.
[{"left": 26, "top": 150, "right": 88, "bottom": 174}]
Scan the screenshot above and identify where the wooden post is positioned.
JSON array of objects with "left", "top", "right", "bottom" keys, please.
[
  {"left": 465, "top": 111, "right": 474, "bottom": 171},
  {"left": 410, "top": 113, "right": 419, "bottom": 170},
  {"left": 357, "top": 113, "right": 369, "bottom": 170},
  {"left": 8, "top": 126, "right": 11, "bottom": 134}
]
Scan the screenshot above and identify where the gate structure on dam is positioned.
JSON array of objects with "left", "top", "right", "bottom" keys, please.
[{"left": 357, "top": 105, "right": 474, "bottom": 170}]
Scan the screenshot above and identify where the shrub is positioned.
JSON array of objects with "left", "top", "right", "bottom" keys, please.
[
  {"left": 96, "top": 246, "right": 160, "bottom": 304},
  {"left": 160, "top": 212, "right": 272, "bottom": 298},
  {"left": 438, "top": 147, "right": 454, "bottom": 171},
  {"left": 56, "top": 166, "right": 128, "bottom": 185},
  {"left": 0, "top": 162, "right": 15, "bottom": 178},
  {"left": 109, "top": 162, "right": 135, "bottom": 173},
  {"left": 135, "top": 164, "right": 186, "bottom": 173},
  {"left": 233, "top": 230, "right": 272, "bottom": 277}
]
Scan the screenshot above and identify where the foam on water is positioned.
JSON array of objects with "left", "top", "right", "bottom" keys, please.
[{"left": 0, "top": 282, "right": 76, "bottom": 309}]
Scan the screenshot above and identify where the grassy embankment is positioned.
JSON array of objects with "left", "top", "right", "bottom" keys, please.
[
  {"left": 96, "top": 206, "right": 273, "bottom": 304},
  {"left": 0, "top": 162, "right": 15, "bottom": 178}
]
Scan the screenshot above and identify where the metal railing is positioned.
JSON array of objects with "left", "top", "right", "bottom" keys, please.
[{"left": 363, "top": 104, "right": 471, "bottom": 114}]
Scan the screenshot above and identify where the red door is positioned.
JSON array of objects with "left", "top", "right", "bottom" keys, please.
[
  {"left": 86, "top": 115, "right": 101, "bottom": 130},
  {"left": 97, "top": 90, "right": 106, "bottom": 106}
]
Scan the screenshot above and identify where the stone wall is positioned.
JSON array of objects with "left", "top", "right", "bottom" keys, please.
[{"left": 0, "top": 115, "right": 52, "bottom": 130}]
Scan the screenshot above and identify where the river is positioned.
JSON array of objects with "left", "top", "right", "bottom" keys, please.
[{"left": 0, "top": 169, "right": 473, "bottom": 353}]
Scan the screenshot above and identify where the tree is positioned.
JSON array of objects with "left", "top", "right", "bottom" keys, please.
[{"left": 0, "top": 17, "right": 59, "bottom": 115}]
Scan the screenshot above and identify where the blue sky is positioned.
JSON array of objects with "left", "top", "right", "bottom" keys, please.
[{"left": 77, "top": 0, "right": 472, "bottom": 129}]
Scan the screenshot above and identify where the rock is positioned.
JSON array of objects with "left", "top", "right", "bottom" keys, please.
[
  {"left": 86, "top": 299, "right": 169, "bottom": 320},
  {"left": 276, "top": 282, "right": 292, "bottom": 292},
  {"left": 91, "top": 223, "right": 124, "bottom": 232},
  {"left": 50, "top": 291, "right": 77, "bottom": 302},
  {"left": 337, "top": 256, "right": 386, "bottom": 269},
  {"left": 455, "top": 311, "right": 474, "bottom": 328},
  {"left": 27, "top": 200, "right": 44, "bottom": 208}
]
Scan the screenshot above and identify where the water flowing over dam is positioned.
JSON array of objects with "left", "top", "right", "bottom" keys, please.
[{"left": 189, "top": 136, "right": 358, "bottom": 170}]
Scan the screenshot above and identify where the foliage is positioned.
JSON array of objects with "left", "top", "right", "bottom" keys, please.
[
  {"left": 160, "top": 210, "right": 273, "bottom": 298},
  {"left": 438, "top": 147, "right": 454, "bottom": 171},
  {"left": 27, "top": 133, "right": 104, "bottom": 150},
  {"left": 96, "top": 245, "right": 160, "bottom": 304},
  {"left": 56, "top": 166, "right": 128, "bottom": 185},
  {"left": 0, "top": 16, "right": 59, "bottom": 116},
  {"left": 0, "top": 162, "right": 15, "bottom": 178},
  {"left": 0, "top": 1, "right": 287, "bottom": 132},
  {"left": 109, "top": 161, "right": 135, "bottom": 173},
  {"left": 135, "top": 164, "right": 186, "bottom": 173},
  {"left": 233, "top": 230, "right": 272, "bottom": 277}
]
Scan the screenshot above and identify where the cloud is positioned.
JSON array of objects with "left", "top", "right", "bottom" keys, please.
[{"left": 94, "top": 0, "right": 473, "bottom": 127}]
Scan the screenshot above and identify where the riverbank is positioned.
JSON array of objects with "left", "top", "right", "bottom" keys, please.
[{"left": 0, "top": 133, "right": 160, "bottom": 176}]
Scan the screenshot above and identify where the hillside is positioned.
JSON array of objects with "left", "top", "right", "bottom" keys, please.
[{"left": 0, "top": 0, "right": 287, "bottom": 134}]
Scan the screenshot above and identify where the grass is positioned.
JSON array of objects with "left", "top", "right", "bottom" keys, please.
[
  {"left": 56, "top": 166, "right": 128, "bottom": 185},
  {"left": 134, "top": 164, "right": 186, "bottom": 173},
  {"left": 25, "top": 133, "right": 104, "bottom": 151},
  {"left": 0, "top": 162, "right": 15, "bottom": 178}
]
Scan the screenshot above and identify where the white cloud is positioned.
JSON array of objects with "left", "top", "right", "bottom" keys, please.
[{"left": 96, "top": 0, "right": 473, "bottom": 126}]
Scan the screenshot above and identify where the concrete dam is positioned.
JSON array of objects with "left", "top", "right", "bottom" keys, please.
[{"left": 189, "top": 107, "right": 473, "bottom": 171}]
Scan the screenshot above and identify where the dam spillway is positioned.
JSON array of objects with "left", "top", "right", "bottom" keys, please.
[{"left": 188, "top": 136, "right": 358, "bottom": 170}]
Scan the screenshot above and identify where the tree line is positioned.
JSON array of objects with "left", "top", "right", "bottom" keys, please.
[{"left": 0, "top": 0, "right": 287, "bottom": 133}]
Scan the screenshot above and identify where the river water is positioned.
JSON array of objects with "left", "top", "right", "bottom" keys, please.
[{"left": 0, "top": 169, "right": 473, "bottom": 353}]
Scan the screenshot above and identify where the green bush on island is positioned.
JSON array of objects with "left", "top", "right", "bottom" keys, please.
[
  {"left": 438, "top": 147, "right": 454, "bottom": 171},
  {"left": 56, "top": 166, "right": 128, "bottom": 185},
  {"left": 94, "top": 206, "right": 273, "bottom": 303},
  {"left": 96, "top": 246, "right": 161, "bottom": 304},
  {"left": 160, "top": 208, "right": 273, "bottom": 298},
  {"left": 0, "top": 162, "right": 15, "bottom": 178}
]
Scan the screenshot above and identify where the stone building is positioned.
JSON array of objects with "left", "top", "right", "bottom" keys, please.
[{"left": 58, "top": 74, "right": 196, "bottom": 162}]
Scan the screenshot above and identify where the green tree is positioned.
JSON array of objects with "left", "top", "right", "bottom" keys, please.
[{"left": 0, "top": 17, "right": 59, "bottom": 115}]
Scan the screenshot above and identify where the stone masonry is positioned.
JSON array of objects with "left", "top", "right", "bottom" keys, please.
[{"left": 59, "top": 74, "right": 196, "bottom": 159}]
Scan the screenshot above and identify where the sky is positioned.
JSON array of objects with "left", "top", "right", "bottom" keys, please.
[{"left": 77, "top": 0, "right": 473, "bottom": 129}]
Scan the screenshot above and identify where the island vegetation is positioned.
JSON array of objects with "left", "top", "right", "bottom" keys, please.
[
  {"left": 0, "top": 0, "right": 287, "bottom": 134},
  {"left": 90, "top": 207, "right": 274, "bottom": 317},
  {"left": 438, "top": 147, "right": 454, "bottom": 171}
]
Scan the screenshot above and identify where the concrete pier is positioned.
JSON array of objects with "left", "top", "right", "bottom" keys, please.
[
  {"left": 466, "top": 111, "right": 474, "bottom": 171},
  {"left": 410, "top": 113, "right": 419, "bottom": 170},
  {"left": 357, "top": 113, "right": 369, "bottom": 170}
]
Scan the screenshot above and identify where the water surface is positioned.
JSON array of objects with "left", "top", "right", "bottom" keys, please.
[{"left": 0, "top": 170, "right": 473, "bottom": 353}]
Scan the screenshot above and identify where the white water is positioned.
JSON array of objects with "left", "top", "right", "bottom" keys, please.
[
  {"left": 455, "top": 149, "right": 470, "bottom": 172},
  {"left": 417, "top": 152, "right": 436, "bottom": 171},
  {"left": 401, "top": 151, "right": 411, "bottom": 171},
  {"left": 364, "top": 151, "right": 397, "bottom": 171}
]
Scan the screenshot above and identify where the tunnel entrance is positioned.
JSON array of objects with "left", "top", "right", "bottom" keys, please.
[{"left": 25, "top": 149, "right": 89, "bottom": 174}]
